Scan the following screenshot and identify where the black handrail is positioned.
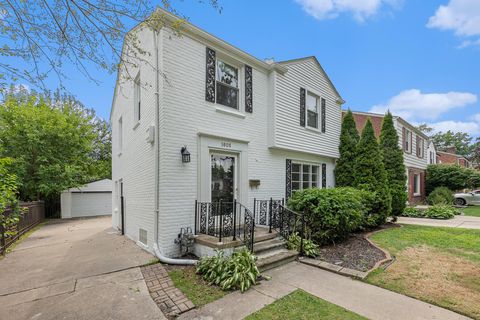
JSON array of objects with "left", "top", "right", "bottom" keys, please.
[
  {"left": 194, "top": 200, "right": 255, "bottom": 251},
  {"left": 276, "top": 204, "right": 306, "bottom": 256}
]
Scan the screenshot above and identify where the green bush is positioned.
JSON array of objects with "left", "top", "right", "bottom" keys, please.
[
  {"left": 426, "top": 164, "right": 480, "bottom": 194},
  {"left": 287, "top": 187, "right": 366, "bottom": 245},
  {"left": 196, "top": 248, "right": 260, "bottom": 292},
  {"left": 424, "top": 205, "right": 457, "bottom": 219},
  {"left": 286, "top": 232, "right": 319, "bottom": 258},
  {"left": 427, "top": 187, "right": 454, "bottom": 205},
  {"left": 401, "top": 207, "right": 424, "bottom": 218}
]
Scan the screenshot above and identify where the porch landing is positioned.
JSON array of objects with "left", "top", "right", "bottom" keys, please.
[{"left": 194, "top": 227, "right": 277, "bottom": 250}]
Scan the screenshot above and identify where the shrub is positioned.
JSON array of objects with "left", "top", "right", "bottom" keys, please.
[
  {"left": 427, "top": 187, "right": 454, "bottom": 205},
  {"left": 380, "top": 112, "right": 407, "bottom": 218},
  {"left": 401, "top": 207, "right": 424, "bottom": 218},
  {"left": 424, "top": 205, "right": 457, "bottom": 219},
  {"left": 335, "top": 110, "right": 359, "bottom": 187},
  {"left": 196, "top": 248, "right": 260, "bottom": 292},
  {"left": 286, "top": 232, "right": 319, "bottom": 258},
  {"left": 426, "top": 164, "right": 480, "bottom": 194},
  {"left": 353, "top": 119, "right": 392, "bottom": 227},
  {"left": 287, "top": 187, "right": 366, "bottom": 245}
]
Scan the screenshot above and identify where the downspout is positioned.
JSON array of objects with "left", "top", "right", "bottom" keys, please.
[{"left": 152, "top": 26, "right": 196, "bottom": 265}]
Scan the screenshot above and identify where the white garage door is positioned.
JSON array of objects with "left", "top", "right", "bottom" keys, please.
[{"left": 70, "top": 192, "right": 112, "bottom": 218}]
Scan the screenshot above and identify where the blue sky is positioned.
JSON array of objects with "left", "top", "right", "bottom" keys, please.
[{"left": 11, "top": 1, "right": 480, "bottom": 136}]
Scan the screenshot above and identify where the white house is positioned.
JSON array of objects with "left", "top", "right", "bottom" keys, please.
[
  {"left": 110, "top": 8, "right": 344, "bottom": 262},
  {"left": 348, "top": 111, "right": 431, "bottom": 203},
  {"left": 60, "top": 179, "right": 112, "bottom": 219}
]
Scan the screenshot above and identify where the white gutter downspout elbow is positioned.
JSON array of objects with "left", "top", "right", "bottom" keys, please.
[{"left": 152, "top": 26, "right": 197, "bottom": 266}]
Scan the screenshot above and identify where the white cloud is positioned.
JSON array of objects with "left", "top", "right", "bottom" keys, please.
[
  {"left": 427, "top": 0, "right": 480, "bottom": 36},
  {"left": 369, "top": 89, "right": 477, "bottom": 122},
  {"left": 428, "top": 120, "right": 480, "bottom": 135},
  {"left": 427, "top": 0, "right": 480, "bottom": 48},
  {"left": 295, "top": 0, "right": 400, "bottom": 22}
]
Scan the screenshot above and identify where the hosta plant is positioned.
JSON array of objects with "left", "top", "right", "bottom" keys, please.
[
  {"left": 424, "top": 205, "right": 458, "bottom": 219},
  {"left": 286, "top": 232, "right": 319, "bottom": 258},
  {"left": 196, "top": 248, "right": 260, "bottom": 293}
]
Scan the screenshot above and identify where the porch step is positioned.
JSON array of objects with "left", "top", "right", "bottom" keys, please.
[
  {"left": 256, "top": 249, "right": 298, "bottom": 272},
  {"left": 253, "top": 231, "right": 278, "bottom": 243},
  {"left": 253, "top": 238, "right": 286, "bottom": 254}
]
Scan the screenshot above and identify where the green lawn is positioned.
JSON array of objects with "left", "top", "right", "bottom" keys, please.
[
  {"left": 366, "top": 225, "right": 480, "bottom": 319},
  {"left": 461, "top": 206, "right": 480, "bottom": 217},
  {"left": 168, "top": 266, "right": 227, "bottom": 307},
  {"left": 245, "top": 290, "right": 367, "bottom": 320}
]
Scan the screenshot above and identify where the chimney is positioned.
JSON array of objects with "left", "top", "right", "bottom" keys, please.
[{"left": 445, "top": 146, "right": 457, "bottom": 154}]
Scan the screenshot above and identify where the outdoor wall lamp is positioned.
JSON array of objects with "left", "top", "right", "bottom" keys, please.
[{"left": 181, "top": 146, "right": 191, "bottom": 163}]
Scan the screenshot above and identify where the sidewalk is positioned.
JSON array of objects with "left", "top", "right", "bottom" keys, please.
[
  {"left": 179, "top": 262, "right": 469, "bottom": 320},
  {"left": 398, "top": 215, "right": 480, "bottom": 229}
]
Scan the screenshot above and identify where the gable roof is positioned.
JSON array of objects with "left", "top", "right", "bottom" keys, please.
[
  {"left": 344, "top": 110, "right": 429, "bottom": 140},
  {"left": 279, "top": 56, "right": 345, "bottom": 104}
]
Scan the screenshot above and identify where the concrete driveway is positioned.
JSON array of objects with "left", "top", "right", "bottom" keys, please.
[
  {"left": 0, "top": 216, "right": 166, "bottom": 320},
  {"left": 398, "top": 215, "right": 480, "bottom": 229}
]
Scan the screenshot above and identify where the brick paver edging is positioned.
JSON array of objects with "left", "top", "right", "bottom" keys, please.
[{"left": 141, "top": 263, "right": 195, "bottom": 317}]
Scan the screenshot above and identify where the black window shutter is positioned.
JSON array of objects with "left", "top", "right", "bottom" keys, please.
[
  {"left": 205, "top": 47, "right": 216, "bottom": 103},
  {"left": 286, "top": 159, "right": 292, "bottom": 200},
  {"left": 322, "top": 164, "right": 326, "bottom": 188},
  {"left": 321, "top": 98, "right": 326, "bottom": 133},
  {"left": 300, "top": 88, "right": 306, "bottom": 127},
  {"left": 245, "top": 65, "right": 253, "bottom": 113}
]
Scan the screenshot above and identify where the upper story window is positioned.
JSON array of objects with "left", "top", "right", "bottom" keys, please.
[
  {"left": 404, "top": 129, "right": 412, "bottom": 153},
  {"left": 291, "top": 163, "right": 319, "bottom": 192},
  {"left": 306, "top": 92, "right": 319, "bottom": 129},
  {"left": 134, "top": 73, "right": 141, "bottom": 123},
  {"left": 417, "top": 137, "right": 424, "bottom": 158},
  {"left": 429, "top": 151, "right": 435, "bottom": 164},
  {"left": 216, "top": 60, "right": 239, "bottom": 109}
]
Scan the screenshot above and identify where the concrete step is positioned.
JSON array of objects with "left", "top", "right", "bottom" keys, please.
[
  {"left": 256, "top": 249, "right": 298, "bottom": 272},
  {"left": 253, "top": 231, "right": 278, "bottom": 243},
  {"left": 253, "top": 238, "right": 286, "bottom": 254}
]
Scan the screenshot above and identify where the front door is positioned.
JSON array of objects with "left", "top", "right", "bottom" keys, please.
[{"left": 210, "top": 153, "right": 236, "bottom": 203}]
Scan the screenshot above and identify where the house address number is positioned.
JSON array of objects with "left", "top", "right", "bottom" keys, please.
[{"left": 221, "top": 141, "right": 232, "bottom": 148}]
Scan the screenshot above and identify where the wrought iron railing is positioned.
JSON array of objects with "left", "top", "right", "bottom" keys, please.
[
  {"left": 194, "top": 200, "right": 255, "bottom": 251},
  {"left": 254, "top": 198, "right": 305, "bottom": 256}
]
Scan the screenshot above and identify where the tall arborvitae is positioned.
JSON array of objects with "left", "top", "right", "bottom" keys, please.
[
  {"left": 354, "top": 119, "right": 392, "bottom": 227},
  {"left": 380, "top": 112, "right": 407, "bottom": 218},
  {"left": 334, "top": 110, "right": 360, "bottom": 187}
]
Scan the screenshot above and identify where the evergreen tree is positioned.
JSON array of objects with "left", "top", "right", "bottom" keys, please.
[
  {"left": 380, "top": 112, "right": 407, "bottom": 218},
  {"left": 354, "top": 119, "right": 392, "bottom": 227},
  {"left": 334, "top": 110, "right": 359, "bottom": 187}
]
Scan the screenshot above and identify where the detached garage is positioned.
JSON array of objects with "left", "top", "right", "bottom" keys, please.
[{"left": 61, "top": 179, "right": 112, "bottom": 219}]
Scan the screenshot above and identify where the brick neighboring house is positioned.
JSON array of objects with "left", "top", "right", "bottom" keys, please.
[
  {"left": 437, "top": 146, "right": 471, "bottom": 168},
  {"left": 346, "top": 111, "right": 431, "bottom": 204}
]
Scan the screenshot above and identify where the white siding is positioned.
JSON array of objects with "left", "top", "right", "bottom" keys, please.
[
  {"left": 394, "top": 119, "right": 428, "bottom": 170},
  {"left": 272, "top": 59, "right": 342, "bottom": 158},
  {"left": 111, "top": 25, "right": 339, "bottom": 257},
  {"left": 111, "top": 26, "right": 158, "bottom": 249}
]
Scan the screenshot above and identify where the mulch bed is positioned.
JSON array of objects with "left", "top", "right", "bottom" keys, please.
[{"left": 315, "top": 223, "right": 398, "bottom": 272}]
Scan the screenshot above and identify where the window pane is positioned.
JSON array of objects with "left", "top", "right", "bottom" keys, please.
[
  {"left": 312, "top": 182, "right": 317, "bottom": 188},
  {"left": 216, "top": 60, "right": 238, "bottom": 87},
  {"left": 302, "top": 165, "right": 310, "bottom": 174},
  {"left": 292, "top": 173, "right": 300, "bottom": 181},
  {"left": 216, "top": 82, "right": 238, "bottom": 109},
  {"left": 307, "top": 110, "right": 318, "bottom": 128},
  {"left": 303, "top": 182, "right": 310, "bottom": 189},
  {"left": 292, "top": 164, "right": 301, "bottom": 173},
  {"left": 292, "top": 182, "right": 300, "bottom": 191},
  {"left": 306, "top": 93, "right": 318, "bottom": 112}
]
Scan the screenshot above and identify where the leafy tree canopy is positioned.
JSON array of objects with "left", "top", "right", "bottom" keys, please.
[
  {"left": 0, "top": 1, "right": 220, "bottom": 90},
  {"left": 417, "top": 124, "right": 474, "bottom": 159},
  {"left": 0, "top": 86, "right": 111, "bottom": 200}
]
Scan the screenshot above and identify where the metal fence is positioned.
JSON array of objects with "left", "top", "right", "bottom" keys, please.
[{"left": 0, "top": 201, "right": 45, "bottom": 255}]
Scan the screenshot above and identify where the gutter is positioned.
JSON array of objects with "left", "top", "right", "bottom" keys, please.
[{"left": 152, "top": 26, "right": 196, "bottom": 266}]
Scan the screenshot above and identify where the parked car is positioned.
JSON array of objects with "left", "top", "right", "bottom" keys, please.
[{"left": 454, "top": 190, "right": 480, "bottom": 206}]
